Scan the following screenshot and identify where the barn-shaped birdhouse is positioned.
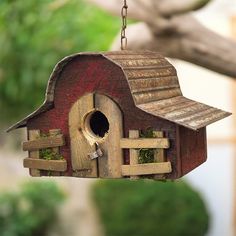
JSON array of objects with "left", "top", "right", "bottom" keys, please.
[{"left": 8, "top": 51, "right": 230, "bottom": 179}]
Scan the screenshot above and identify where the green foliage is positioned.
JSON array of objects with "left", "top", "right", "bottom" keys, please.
[
  {"left": 39, "top": 132, "right": 64, "bottom": 161},
  {"left": 92, "top": 180, "right": 209, "bottom": 236},
  {"left": 40, "top": 148, "right": 64, "bottom": 161},
  {"left": 0, "top": 181, "right": 65, "bottom": 236},
  {"left": 138, "top": 128, "right": 155, "bottom": 164},
  {"left": 0, "top": 0, "right": 120, "bottom": 123}
]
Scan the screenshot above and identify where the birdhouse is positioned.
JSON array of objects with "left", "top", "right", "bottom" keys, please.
[{"left": 7, "top": 51, "right": 230, "bottom": 179}]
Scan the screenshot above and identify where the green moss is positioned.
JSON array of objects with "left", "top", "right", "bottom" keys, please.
[
  {"left": 38, "top": 132, "right": 64, "bottom": 175},
  {"left": 40, "top": 133, "right": 49, "bottom": 138},
  {"left": 138, "top": 128, "right": 155, "bottom": 164},
  {"left": 39, "top": 148, "right": 64, "bottom": 161},
  {"left": 39, "top": 132, "right": 64, "bottom": 161}
]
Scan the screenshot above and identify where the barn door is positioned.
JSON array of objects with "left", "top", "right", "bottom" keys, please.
[
  {"left": 69, "top": 93, "right": 97, "bottom": 177},
  {"left": 94, "top": 94, "right": 123, "bottom": 178},
  {"left": 69, "top": 93, "right": 123, "bottom": 178}
]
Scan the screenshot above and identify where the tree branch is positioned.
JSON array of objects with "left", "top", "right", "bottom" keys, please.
[
  {"left": 89, "top": 0, "right": 212, "bottom": 20},
  {"left": 88, "top": 0, "right": 155, "bottom": 23},
  {"left": 89, "top": 0, "right": 236, "bottom": 78},
  {"left": 111, "top": 16, "right": 236, "bottom": 78},
  {"left": 158, "top": 0, "right": 212, "bottom": 16}
]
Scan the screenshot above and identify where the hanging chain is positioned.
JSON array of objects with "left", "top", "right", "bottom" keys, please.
[{"left": 121, "top": 0, "right": 128, "bottom": 50}]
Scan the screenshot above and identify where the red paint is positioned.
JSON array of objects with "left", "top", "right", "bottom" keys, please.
[
  {"left": 27, "top": 55, "right": 206, "bottom": 179},
  {"left": 178, "top": 127, "right": 207, "bottom": 177}
]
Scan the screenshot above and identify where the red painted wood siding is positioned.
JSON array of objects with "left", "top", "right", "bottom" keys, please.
[
  {"left": 178, "top": 126, "right": 207, "bottom": 177},
  {"left": 27, "top": 56, "right": 178, "bottom": 178}
]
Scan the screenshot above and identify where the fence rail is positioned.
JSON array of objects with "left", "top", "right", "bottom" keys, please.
[
  {"left": 23, "top": 129, "right": 67, "bottom": 176},
  {"left": 120, "top": 130, "right": 172, "bottom": 178}
]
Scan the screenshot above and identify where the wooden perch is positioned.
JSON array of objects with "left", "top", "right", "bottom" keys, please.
[{"left": 89, "top": 0, "right": 236, "bottom": 78}]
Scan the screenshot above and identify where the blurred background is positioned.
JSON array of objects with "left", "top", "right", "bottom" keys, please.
[{"left": 0, "top": 0, "right": 236, "bottom": 235}]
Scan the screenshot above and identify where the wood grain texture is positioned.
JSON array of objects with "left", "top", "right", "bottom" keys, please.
[
  {"left": 10, "top": 51, "right": 230, "bottom": 133},
  {"left": 23, "top": 135, "right": 65, "bottom": 151},
  {"left": 129, "top": 130, "right": 139, "bottom": 179},
  {"left": 69, "top": 93, "right": 97, "bottom": 177},
  {"left": 153, "top": 131, "right": 165, "bottom": 179},
  {"left": 125, "top": 67, "right": 176, "bottom": 80},
  {"left": 28, "top": 130, "right": 41, "bottom": 177},
  {"left": 23, "top": 158, "right": 67, "bottom": 172},
  {"left": 9, "top": 52, "right": 229, "bottom": 179},
  {"left": 121, "top": 162, "right": 172, "bottom": 176},
  {"left": 129, "top": 76, "right": 180, "bottom": 93},
  {"left": 95, "top": 94, "right": 123, "bottom": 178},
  {"left": 26, "top": 56, "right": 178, "bottom": 178},
  {"left": 154, "top": 131, "right": 165, "bottom": 162},
  {"left": 133, "top": 87, "right": 182, "bottom": 105},
  {"left": 49, "top": 129, "right": 62, "bottom": 176},
  {"left": 120, "top": 138, "right": 169, "bottom": 149}
]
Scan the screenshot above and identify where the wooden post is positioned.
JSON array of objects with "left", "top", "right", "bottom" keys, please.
[
  {"left": 49, "top": 129, "right": 61, "bottom": 176},
  {"left": 28, "top": 130, "right": 41, "bottom": 177},
  {"left": 153, "top": 131, "right": 165, "bottom": 179},
  {"left": 129, "top": 130, "right": 139, "bottom": 179}
]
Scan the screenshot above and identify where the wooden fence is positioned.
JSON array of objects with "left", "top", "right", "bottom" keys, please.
[
  {"left": 120, "top": 130, "right": 172, "bottom": 179},
  {"left": 23, "top": 129, "right": 67, "bottom": 176}
]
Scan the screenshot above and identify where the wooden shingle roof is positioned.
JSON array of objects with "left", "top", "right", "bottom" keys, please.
[{"left": 7, "top": 51, "right": 231, "bottom": 132}]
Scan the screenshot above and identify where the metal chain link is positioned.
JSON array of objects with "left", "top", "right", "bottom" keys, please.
[{"left": 121, "top": 0, "right": 128, "bottom": 50}]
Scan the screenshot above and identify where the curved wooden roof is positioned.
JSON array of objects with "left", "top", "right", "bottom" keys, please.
[{"left": 7, "top": 51, "right": 230, "bottom": 132}]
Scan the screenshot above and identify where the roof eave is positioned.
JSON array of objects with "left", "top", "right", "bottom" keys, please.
[{"left": 6, "top": 101, "right": 53, "bottom": 132}]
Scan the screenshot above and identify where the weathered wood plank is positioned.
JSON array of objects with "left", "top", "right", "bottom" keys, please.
[
  {"left": 23, "top": 135, "right": 65, "bottom": 151},
  {"left": 154, "top": 131, "right": 165, "bottom": 162},
  {"left": 133, "top": 87, "right": 181, "bottom": 105},
  {"left": 125, "top": 67, "right": 176, "bottom": 79},
  {"left": 28, "top": 130, "right": 41, "bottom": 177},
  {"left": 129, "top": 130, "right": 139, "bottom": 179},
  {"left": 95, "top": 94, "right": 123, "bottom": 178},
  {"left": 69, "top": 93, "right": 97, "bottom": 177},
  {"left": 120, "top": 138, "right": 169, "bottom": 149},
  {"left": 129, "top": 76, "right": 179, "bottom": 93},
  {"left": 49, "top": 129, "right": 62, "bottom": 176},
  {"left": 23, "top": 158, "right": 67, "bottom": 172},
  {"left": 153, "top": 131, "right": 165, "bottom": 179},
  {"left": 121, "top": 162, "right": 172, "bottom": 176}
]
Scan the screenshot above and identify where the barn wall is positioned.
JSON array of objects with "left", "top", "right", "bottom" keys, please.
[
  {"left": 27, "top": 55, "right": 179, "bottom": 178},
  {"left": 178, "top": 126, "right": 207, "bottom": 177}
]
